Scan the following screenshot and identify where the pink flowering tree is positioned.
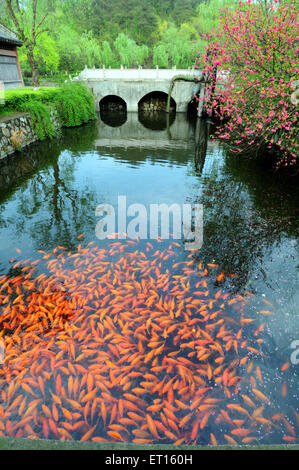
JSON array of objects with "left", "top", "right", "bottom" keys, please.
[{"left": 194, "top": 0, "right": 298, "bottom": 168}]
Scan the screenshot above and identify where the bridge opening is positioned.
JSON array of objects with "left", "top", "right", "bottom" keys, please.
[
  {"left": 99, "top": 95, "right": 127, "bottom": 127},
  {"left": 138, "top": 92, "right": 176, "bottom": 114}
]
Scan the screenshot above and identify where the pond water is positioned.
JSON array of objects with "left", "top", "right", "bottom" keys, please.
[{"left": 0, "top": 112, "right": 298, "bottom": 445}]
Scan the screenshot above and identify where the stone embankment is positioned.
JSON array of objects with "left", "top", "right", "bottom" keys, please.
[{"left": 0, "top": 109, "right": 60, "bottom": 160}]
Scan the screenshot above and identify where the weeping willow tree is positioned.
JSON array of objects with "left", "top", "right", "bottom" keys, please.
[
  {"left": 153, "top": 44, "right": 169, "bottom": 68},
  {"left": 114, "top": 33, "right": 149, "bottom": 67},
  {"left": 79, "top": 32, "right": 102, "bottom": 69},
  {"left": 98, "top": 41, "right": 118, "bottom": 68},
  {"left": 155, "top": 24, "right": 195, "bottom": 68}
]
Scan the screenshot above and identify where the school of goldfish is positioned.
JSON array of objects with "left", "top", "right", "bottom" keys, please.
[{"left": 0, "top": 238, "right": 298, "bottom": 445}]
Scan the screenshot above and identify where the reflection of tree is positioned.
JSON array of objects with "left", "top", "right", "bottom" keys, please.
[
  {"left": 194, "top": 118, "right": 210, "bottom": 175},
  {"left": 0, "top": 122, "right": 100, "bottom": 252},
  {"left": 225, "top": 156, "right": 299, "bottom": 238},
  {"left": 15, "top": 159, "right": 100, "bottom": 252},
  {"left": 190, "top": 148, "right": 299, "bottom": 293},
  {"left": 0, "top": 122, "right": 99, "bottom": 201}
]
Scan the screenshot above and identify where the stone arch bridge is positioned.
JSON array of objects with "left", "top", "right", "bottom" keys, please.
[{"left": 78, "top": 68, "right": 204, "bottom": 114}]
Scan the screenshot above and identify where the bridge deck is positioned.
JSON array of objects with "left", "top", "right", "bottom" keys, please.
[{"left": 79, "top": 68, "right": 203, "bottom": 81}]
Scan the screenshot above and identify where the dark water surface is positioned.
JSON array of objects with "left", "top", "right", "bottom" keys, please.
[{"left": 0, "top": 112, "right": 298, "bottom": 445}]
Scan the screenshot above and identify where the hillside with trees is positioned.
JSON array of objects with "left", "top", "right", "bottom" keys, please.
[{"left": 0, "top": 0, "right": 238, "bottom": 78}]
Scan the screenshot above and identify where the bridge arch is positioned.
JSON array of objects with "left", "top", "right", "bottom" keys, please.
[
  {"left": 138, "top": 91, "right": 176, "bottom": 113},
  {"left": 86, "top": 72, "right": 203, "bottom": 113},
  {"left": 99, "top": 95, "right": 127, "bottom": 113},
  {"left": 99, "top": 95, "right": 127, "bottom": 127}
]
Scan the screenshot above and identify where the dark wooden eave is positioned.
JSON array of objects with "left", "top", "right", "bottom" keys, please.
[{"left": 0, "top": 24, "right": 23, "bottom": 47}]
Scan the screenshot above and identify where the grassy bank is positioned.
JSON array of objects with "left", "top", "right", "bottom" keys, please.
[
  {"left": 0, "top": 436, "right": 298, "bottom": 450},
  {"left": 0, "top": 83, "right": 96, "bottom": 140}
]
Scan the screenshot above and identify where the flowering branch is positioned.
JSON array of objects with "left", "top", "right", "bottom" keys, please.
[{"left": 193, "top": 0, "right": 298, "bottom": 168}]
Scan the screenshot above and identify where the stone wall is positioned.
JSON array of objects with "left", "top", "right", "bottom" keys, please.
[{"left": 0, "top": 109, "right": 60, "bottom": 160}]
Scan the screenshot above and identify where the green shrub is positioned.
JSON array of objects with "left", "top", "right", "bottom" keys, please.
[
  {"left": 1, "top": 87, "right": 63, "bottom": 111},
  {"left": 20, "top": 101, "right": 57, "bottom": 140},
  {"left": 53, "top": 83, "right": 96, "bottom": 127},
  {"left": 0, "top": 83, "right": 96, "bottom": 140}
]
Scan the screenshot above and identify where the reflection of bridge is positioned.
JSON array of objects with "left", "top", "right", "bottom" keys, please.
[
  {"left": 79, "top": 68, "right": 203, "bottom": 113},
  {"left": 95, "top": 113, "right": 197, "bottom": 149},
  {"left": 94, "top": 113, "right": 222, "bottom": 176}
]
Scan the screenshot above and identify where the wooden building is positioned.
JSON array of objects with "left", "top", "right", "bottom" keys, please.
[{"left": 0, "top": 23, "right": 24, "bottom": 90}]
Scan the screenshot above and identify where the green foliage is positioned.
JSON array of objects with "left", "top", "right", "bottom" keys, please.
[
  {"left": 153, "top": 44, "right": 169, "bottom": 68},
  {"left": 100, "top": 41, "right": 119, "bottom": 68},
  {"left": 192, "top": 0, "right": 239, "bottom": 53},
  {"left": 53, "top": 83, "right": 96, "bottom": 127},
  {"left": 2, "top": 87, "right": 63, "bottom": 111},
  {"left": 80, "top": 32, "right": 102, "bottom": 68},
  {"left": 114, "top": 33, "right": 149, "bottom": 67},
  {"left": 18, "top": 33, "right": 60, "bottom": 76},
  {"left": 56, "top": 25, "right": 83, "bottom": 71},
  {"left": 172, "top": 0, "right": 195, "bottom": 25},
  {"left": 159, "top": 24, "right": 195, "bottom": 68},
  {"left": 2, "top": 0, "right": 239, "bottom": 74},
  {"left": 20, "top": 101, "right": 57, "bottom": 140},
  {"left": 34, "top": 34, "right": 60, "bottom": 74}
]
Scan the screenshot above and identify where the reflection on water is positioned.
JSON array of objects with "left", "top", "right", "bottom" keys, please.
[
  {"left": 0, "top": 112, "right": 298, "bottom": 445},
  {"left": 139, "top": 110, "right": 176, "bottom": 131},
  {"left": 95, "top": 112, "right": 196, "bottom": 150}
]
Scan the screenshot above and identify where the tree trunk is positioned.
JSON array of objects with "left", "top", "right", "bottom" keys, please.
[{"left": 27, "top": 52, "right": 40, "bottom": 88}]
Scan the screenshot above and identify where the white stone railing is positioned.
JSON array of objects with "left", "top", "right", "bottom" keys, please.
[{"left": 79, "top": 66, "right": 202, "bottom": 81}]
